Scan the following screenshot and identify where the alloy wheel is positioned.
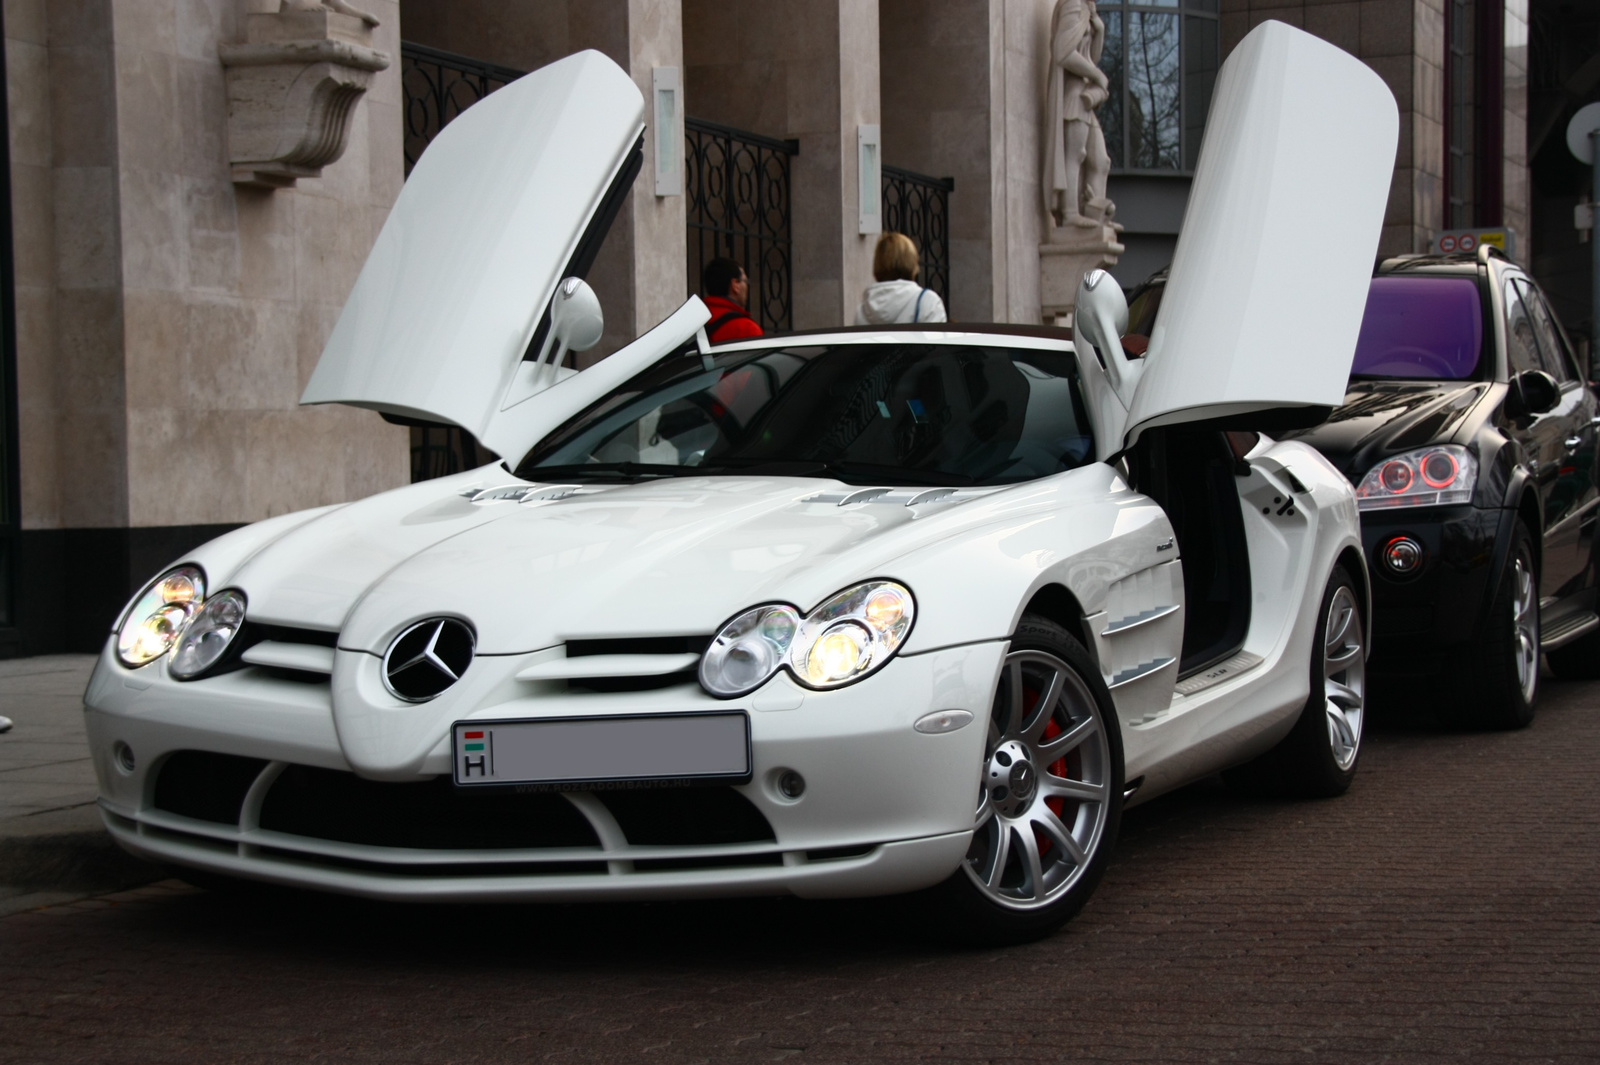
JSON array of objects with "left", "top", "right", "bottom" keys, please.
[
  {"left": 962, "top": 650, "right": 1112, "bottom": 910},
  {"left": 1512, "top": 546, "right": 1539, "bottom": 705},
  {"left": 1322, "top": 585, "right": 1366, "bottom": 771}
]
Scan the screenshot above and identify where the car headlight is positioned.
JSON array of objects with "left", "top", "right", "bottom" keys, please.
[
  {"left": 699, "top": 580, "right": 916, "bottom": 698},
  {"left": 169, "top": 590, "right": 247, "bottom": 680},
  {"left": 115, "top": 565, "right": 206, "bottom": 668},
  {"left": 1355, "top": 445, "right": 1477, "bottom": 510}
]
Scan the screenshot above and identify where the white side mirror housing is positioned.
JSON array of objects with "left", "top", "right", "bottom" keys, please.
[
  {"left": 541, "top": 277, "right": 605, "bottom": 367},
  {"left": 1073, "top": 269, "right": 1142, "bottom": 461}
]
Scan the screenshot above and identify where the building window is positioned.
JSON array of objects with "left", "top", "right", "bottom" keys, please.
[{"left": 1097, "top": 0, "right": 1220, "bottom": 174}]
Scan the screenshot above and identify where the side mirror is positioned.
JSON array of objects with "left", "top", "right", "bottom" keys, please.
[
  {"left": 1508, "top": 369, "right": 1559, "bottom": 420},
  {"left": 1075, "top": 269, "right": 1140, "bottom": 406},
  {"left": 534, "top": 277, "right": 604, "bottom": 371}
]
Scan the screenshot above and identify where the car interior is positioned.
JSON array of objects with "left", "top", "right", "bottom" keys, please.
[{"left": 1126, "top": 427, "right": 1254, "bottom": 676}]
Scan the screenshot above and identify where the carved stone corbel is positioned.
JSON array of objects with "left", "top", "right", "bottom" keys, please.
[{"left": 220, "top": 4, "right": 391, "bottom": 189}]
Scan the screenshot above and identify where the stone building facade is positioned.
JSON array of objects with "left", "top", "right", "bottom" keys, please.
[{"left": 0, "top": 0, "right": 1539, "bottom": 654}]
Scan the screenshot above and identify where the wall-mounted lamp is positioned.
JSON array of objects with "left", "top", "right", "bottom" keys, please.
[
  {"left": 858, "top": 123, "right": 881, "bottom": 235},
  {"left": 653, "top": 66, "right": 682, "bottom": 197}
]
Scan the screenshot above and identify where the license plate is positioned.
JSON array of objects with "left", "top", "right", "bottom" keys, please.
[{"left": 452, "top": 712, "right": 751, "bottom": 788}]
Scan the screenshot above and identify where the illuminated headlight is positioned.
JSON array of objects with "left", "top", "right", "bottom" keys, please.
[
  {"left": 1355, "top": 445, "right": 1477, "bottom": 510},
  {"left": 169, "top": 590, "right": 247, "bottom": 680},
  {"left": 699, "top": 581, "right": 915, "bottom": 698},
  {"left": 115, "top": 566, "right": 205, "bottom": 668}
]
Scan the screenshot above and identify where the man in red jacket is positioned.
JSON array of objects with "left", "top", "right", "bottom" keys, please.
[{"left": 701, "top": 257, "right": 764, "bottom": 343}]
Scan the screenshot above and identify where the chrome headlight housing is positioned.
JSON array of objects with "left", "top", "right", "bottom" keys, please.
[
  {"left": 169, "top": 590, "right": 248, "bottom": 680},
  {"left": 699, "top": 580, "right": 915, "bottom": 698},
  {"left": 115, "top": 565, "right": 206, "bottom": 668},
  {"left": 1355, "top": 445, "right": 1477, "bottom": 510}
]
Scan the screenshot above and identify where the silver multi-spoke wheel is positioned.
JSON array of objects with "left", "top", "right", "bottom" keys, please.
[
  {"left": 962, "top": 649, "right": 1112, "bottom": 911},
  {"left": 1322, "top": 585, "right": 1366, "bottom": 771},
  {"left": 1511, "top": 545, "right": 1539, "bottom": 705}
]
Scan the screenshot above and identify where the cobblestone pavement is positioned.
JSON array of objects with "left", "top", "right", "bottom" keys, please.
[{"left": 1, "top": 675, "right": 1597, "bottom": 1063}]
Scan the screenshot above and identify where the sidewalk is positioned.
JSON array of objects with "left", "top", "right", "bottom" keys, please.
[{"left": 0, "top": 655, "right": 163, "bottom": 915}]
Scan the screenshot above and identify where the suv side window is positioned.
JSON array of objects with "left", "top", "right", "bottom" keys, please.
[
  {"left": 1517, "top": 279, "right": 1579, "bottom": 384},
  {"left": 1504, "top": 278, "right": 1547, "bottom": 378}
]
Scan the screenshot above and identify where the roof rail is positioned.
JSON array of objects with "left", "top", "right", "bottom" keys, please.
[{"left": 1477, "top": 242, "right": 1509, "bottom": 265}]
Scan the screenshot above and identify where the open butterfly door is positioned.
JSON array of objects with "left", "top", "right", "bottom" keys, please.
[
  {"left": 1085, "top": 21, "right": 1398, "bottom": 456},
  {"left": 299, "top": 50, "right": 645, "bottom": 458}
]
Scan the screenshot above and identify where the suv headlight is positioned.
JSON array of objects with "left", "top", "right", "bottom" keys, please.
[
  {"left": 1355, "top": 445, "right": 1477, "bottom": 510},
  {"left": 699, "top": 580, "right": 916, "bottom": 698},
  {"left": 115, "top": 566, "right": 205, "bottom": 668}
]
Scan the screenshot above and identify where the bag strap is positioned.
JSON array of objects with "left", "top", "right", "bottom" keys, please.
[
  {"left": 707, "top": 309, "right": 753, "bottom": 336},
  {"left": 913, "top": 288, "right": 927, "bottom": 323}
]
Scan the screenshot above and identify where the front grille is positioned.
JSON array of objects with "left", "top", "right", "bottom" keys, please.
[
  {"left": 600, "top": 788, "right": 774, "bottom": 845},
  {"left": 152, "top": 751, "right": 270, "bottom": 824},
  {"left": 260, "top": 765, "right": 600, "bottom": 849},
  {"left": 146, "top": 753, "right": 782, "bottom": 875},
  {"left": 244, "top": 623, "right": 339, "bottom": 647},
  {"left": 566, "top": 635, "right": 711, "bottom": 657}
]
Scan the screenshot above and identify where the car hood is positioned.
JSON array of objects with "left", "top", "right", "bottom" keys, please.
[
  {"left": 219, "top": 470, "right": 1019, "bottom": 656},
  {"left": 1287, "top": 379, "right": 1489, "bottom": 478}
]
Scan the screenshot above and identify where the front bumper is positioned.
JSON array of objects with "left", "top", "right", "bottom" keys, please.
[
  {"left": 1360, "top": 502, "right": 1501, "bottom": 673},
  {"left": 82, "top": 639, "right": 1001, "bottom": 902}
]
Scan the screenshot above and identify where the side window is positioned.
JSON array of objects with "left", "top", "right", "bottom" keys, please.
[
  {"left": 1517, "top": 280, "right": 1578, "bottom": 384},
  {"left": 1504, "top": 279, "right": 1545, "bottom": 377}
]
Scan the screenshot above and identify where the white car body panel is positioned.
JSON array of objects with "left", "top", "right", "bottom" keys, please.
[
  {"left": 82, "top": 23, "right": 1390, "bottom": 905},
  {"left": 1125, "top": 22, "right": 1399, "bottom": 447},
  {"left": 299, "top": 50, "right": 644, "bottom": 456}
]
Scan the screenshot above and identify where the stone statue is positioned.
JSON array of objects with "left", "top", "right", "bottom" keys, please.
[{"left": 1043, "top": 0, "right": 1116, "bottom": 237}]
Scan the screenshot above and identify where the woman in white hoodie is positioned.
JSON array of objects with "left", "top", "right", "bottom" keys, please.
[{"left": 855, "top": 232, "right": 948, "bottom": 325}]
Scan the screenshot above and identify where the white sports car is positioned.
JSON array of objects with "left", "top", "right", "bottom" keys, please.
[{"left": 83, "top": 23, "right": 1397, "bottom": 942}]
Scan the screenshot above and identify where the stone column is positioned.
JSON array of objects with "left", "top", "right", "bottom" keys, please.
[
  {"left": 570, "top": 0, "right": 688, "bottom": 364},
  {"left": 1502, "top": 0, "right": 1529, "bottom": 258},
  {"left": 1221, "top": 0, "right": 1448, "bottom": 257},
  {"left": 879, "top": 0, "right": 998, "bottom": 322},
  {"left": 878, "top": 0, "right": 1069, "bottom": 324},
  {"left": 684, "top": 0, "right": 881, "bottom": 329}
]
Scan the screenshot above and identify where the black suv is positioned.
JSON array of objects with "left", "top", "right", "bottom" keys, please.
[{"left": 1123, "top": 248, "right": 1599, "bottom": 727}]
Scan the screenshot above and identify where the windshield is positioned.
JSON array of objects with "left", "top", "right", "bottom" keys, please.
[
  {"left": 1350, "top": 276, "right": 1483, "bottom": 380},
  {"left": 516, "top": 343, "right": 1095, "bottom": 486}
]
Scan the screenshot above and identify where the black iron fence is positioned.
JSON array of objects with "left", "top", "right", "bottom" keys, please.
[
  {"left": 882, "top": 165, "right": 954, "bottom": 309},
  {"left": 685, "top": 118, "right": 798, "bottom": 333}
]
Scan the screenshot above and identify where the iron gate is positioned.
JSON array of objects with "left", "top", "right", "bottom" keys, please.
[
  {"left": 882, "top": 165, "right": 953, "bottom": 308},
  {"left": 685, "top": 118, "right": 798, "bottom": 333}
]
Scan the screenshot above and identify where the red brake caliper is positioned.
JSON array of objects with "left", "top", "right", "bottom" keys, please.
[{"left": 1036, "top": 718, "right": 1068, "bottom": 856}]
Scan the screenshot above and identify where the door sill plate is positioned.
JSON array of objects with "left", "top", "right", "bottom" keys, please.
[{"left": 1174, "top": 651, "right": 1265, "bottom": 697}]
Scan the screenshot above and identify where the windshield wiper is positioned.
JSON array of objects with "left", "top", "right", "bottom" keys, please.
[
  {"left": 526, "top": 462, "right": 710, "bottom": 481},
  {"left": 529, "top": 458, "right": 978, "bottom": 486},
  {"left": 690, "top": 457, "right": 977, "bottom": 486}
]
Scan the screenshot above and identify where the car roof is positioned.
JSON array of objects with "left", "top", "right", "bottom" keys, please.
[{"left": 707, "top": 321, "right": 1076, "bottom": 353}]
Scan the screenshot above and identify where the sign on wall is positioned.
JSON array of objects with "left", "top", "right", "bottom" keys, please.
[{"left": 1432, "top": 227, "right": 1517, "bottom": 260}]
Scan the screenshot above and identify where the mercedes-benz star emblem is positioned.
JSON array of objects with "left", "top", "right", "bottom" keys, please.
[{"left": 382, "top": 618, "right": 475, "bottom": 702}]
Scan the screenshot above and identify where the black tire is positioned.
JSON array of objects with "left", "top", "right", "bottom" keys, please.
[
  {"left": 923, "top": 615, "right": 1124, "bottom": 945},
  {"left": 1224, "top": 565, "right": 1366, "bottom": 799},
  {"left": 1457, "top": 520, "right": 1539, "bottom": 729},
  {"left": 1545, "top": 626, "right": 1600, "bottom": 680}
]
